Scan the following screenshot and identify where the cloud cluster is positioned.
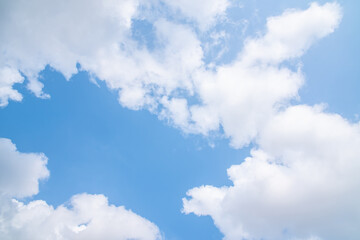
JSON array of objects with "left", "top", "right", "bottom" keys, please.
[
  {"left": 2, "top": 1, "right": 358, "bottom": 239},
  {"left": 0, "top": 138, "right": 161, "bottom": 240},
  {"left": 178, "top": 2, "right": 360, "bottom": 240},
  {"left": 187, "top": 2, "right": 342, "bottom": 147},
  {"left": 1, "top": 1, "right": 341, "bottom": 148},
  {"left": 183, "top": 105, "right": 360, "bottom": 240},
  {"left": 0, "top": 0, "right": 140, "bottom": 98},
  {"left": 0, "top": 0, "right": 227, "bottom": 103}
]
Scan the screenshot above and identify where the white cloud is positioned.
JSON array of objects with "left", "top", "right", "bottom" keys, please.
[
  {"left": 0, "top": 138, "right": 162, "bottom": 240},
  {"left": 191, "top": 63, "right": 304, "bottom": 147},
  {"left": 1, "top": 194, "right": 161, "bottom": 240},
  {"left": 0, "top": 0, "right": 206, "bottom": 104},
  {"left": 83, "top": 18, "right": 203, "bottom": 111},
  {"left": 181, "top": 4, "right": 358, "bottom": 239},
  {"left": 241, "top": 2, "right": 342, "bottom": 65},
  {"left": 0, "top": 0, "right": 139, "bottom": 98},
  {"left": 183, "top": 105, "right": 360, "bottom": 240},
  {"left": 0, "top": 138, "right": 49, "bottom": 198},
  {"left": 184, "top": 2, "right": 341, "bottom": 147},
  {"left": 138, "top": 2, "right": 340, "bottom": 147},
  {"left": 160, "top": 97, "right": 191, "bottom": 130},
  {"left": 0, "top": 67, "right": 24, "bottom": 107},
  {"left": 0, "top": 1, "right": 341, "bottom": 149}
]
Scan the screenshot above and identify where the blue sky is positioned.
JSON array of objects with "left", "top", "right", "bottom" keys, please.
[
  {"left": 1, "top": 1, "right": 360, "bottom": 240},
  {"left": 0, "top": 68, "right": 244, "bottom": 239}
]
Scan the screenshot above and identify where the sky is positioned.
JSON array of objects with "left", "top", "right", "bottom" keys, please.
[{"left": 0, "top": 0, "right": 360, "bottom": 240}]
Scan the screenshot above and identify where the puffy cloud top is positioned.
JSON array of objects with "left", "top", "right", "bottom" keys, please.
[{"left": 1, "top": 193, "right": 161, "bottom": 240}]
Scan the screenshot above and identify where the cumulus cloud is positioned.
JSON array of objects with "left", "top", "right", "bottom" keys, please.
[
  {"left": 0, "top": 0, "right": 139, "bottom": 98},
  {"left": 183, "top": 105, "right": 360, "bottom": 240},
  {"left": 83, "top": 18, "right": 203, "bottom": 111},
  {"left": 123, "top": 2, "right": 340, "bottom": 148},
  {"left": 0, "top": 138, "right": 162, "bottom": 240},
  {"left": 186, "top": 2, "right": 341, "bottom": 147},
  {"left": 147, "top": 2, "right": 341, "bottom": 148},
  {"left": 0, "top": 0, "right": 205, "bottom": 113},
  {"left": 0, "top": 0, "right": 209, "bottom": 104},
  {"left": 191, "top": 63, "right": 304, "bottom": 147},
  {"left": 0, "top": 1, "right": 341, "bottom": 148},
  {"left": 0, "top": 138, "right": 49, "bottom": 198},
  {"left": 1, "top": 194, "right": 161, "bottom": 240},
  {"left": 181, "top": 3, "right": 360, "bottom": 240},
  {"left": 241, "top": 2, "right": 342, "bottom": 65},
  {"left": 0, "top": 67, "right": 24, "bottom": 107}
]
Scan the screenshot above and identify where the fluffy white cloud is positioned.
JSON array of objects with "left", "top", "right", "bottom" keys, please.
[
  {"left": 0, "top": 194, "right": 161, "bottom": 240},
  {"left": 0, "top": 0, "right": 206, "bottom": 113},
  {"left": 0, "top": 0, "right": 139, "bottom": 98},
  {"left": 191, "top": 63, "right": 304, "bottom": 147},
  {"left": 0, "top": 1, "right": 341, "bottom": 148},
  {"left": 184, "top": 2, "right": 342, "bottom": 147},
  {"left": 178, "top": 7, "right": 354, "bottom": 240},
  {"left": 82, "top": 18, "right": 203, "bottom": 111},
  {"left": 241, "top": 2, "right": 342, "bottom": 65},
  {"left": 0, "top": 138, "right": 49, "bottom": 198},
  {"left": 0, "top": 138, "right": 162, "bottom": 240},
  {"left": 0, "top": 67, "right": 24, "bottom": 107},
  {"left": 139, "top": 2, "right": 341, "bottom": 146},
  {"left": 183, "top": 105, "right": 360, "bottom": 240}
]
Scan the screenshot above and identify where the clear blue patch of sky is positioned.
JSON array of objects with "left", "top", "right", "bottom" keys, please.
[
  {"left": 131, "top": 19, "right": 156, "bottom": 50},
  {"left": 300, "top": 0, "right": 360, "bottom": 121}
]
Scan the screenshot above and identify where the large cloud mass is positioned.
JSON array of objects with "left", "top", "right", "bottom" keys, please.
[
  {"left": 0, "top": 138, "right": 161, "bottom": 240},
  {"left": 181, "top": 3, "right": 360, "bottom": 240},
  {"left": 0, "top": 1, "right": 341, "bottom": 148},
  {"left": 183, "top": 105, "right": 360, "bottom": 240}
]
